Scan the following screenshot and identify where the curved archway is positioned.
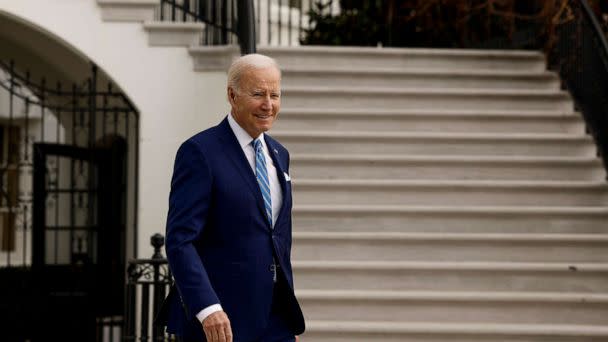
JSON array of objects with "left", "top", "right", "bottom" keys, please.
[{"left": 0, "top": 11, "right": 139, "bottom": 341}]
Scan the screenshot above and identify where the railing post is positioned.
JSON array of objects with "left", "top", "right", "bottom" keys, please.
[
  {"left": 237, "top": 0, "right": 257, "bottom": 54},
  {"left": 124, "top": 234, "right": 172, "bottom": 342},
  {"left": 151, "top": 234, "right": 166, "bottom": 341},
  {"left": 124, "top": 263, "right": 136, "bottom": 341}
]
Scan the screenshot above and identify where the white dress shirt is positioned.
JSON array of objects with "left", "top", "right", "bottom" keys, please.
[{"left": 196, "top": 113, "right": 283, "bottom": 323}]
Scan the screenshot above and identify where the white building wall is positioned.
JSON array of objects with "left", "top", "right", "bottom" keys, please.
[
  {"left": 0, "top": 0, "right": 230, "bottom": 257},
  {"left": 0, "top": 0, "right": 339, "bottom": 258}
]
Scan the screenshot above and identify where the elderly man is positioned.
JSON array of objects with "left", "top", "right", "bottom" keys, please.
[{"left": 163, "top": 54, "right": 305, "bottom": 342}]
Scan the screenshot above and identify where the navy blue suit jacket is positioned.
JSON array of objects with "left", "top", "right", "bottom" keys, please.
[{"left": 164, "top": 118, "right": 305, "bottom": 341}]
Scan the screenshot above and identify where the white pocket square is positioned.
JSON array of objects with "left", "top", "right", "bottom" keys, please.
[{"left": 284, "top": 172, "right": 291, "bottom": 181}]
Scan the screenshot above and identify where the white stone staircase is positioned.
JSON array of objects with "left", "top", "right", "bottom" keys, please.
[
  {"left": 94, "top": 3, "right": 608, "bottom": 340},
  {"left": 267, "top": 47, "right": 608, "bottom": 341}
]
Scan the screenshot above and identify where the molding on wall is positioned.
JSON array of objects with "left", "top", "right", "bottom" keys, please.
[
  {"left": 189, "top": 45, "right": 240, "bottom": 72},
  {"left": 97, "top": 0, "right": 158, "bottom": 22},
  {"left": 143, "top": 21, "right": 205, "bottom": 47}
]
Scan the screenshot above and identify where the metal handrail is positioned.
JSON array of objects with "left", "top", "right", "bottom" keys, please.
[
  {"left": 237, "top": 0, "right": 257, "bottom": 54},
  {"left": 124, "top": 234, "right": 173, "bottom": 342},
  {"left": 579, "top": 0, "right": 608, "bottom": 70},
  {"left": 158, "top": 0, "right": 256, "bottom": 54},
  {"left": 554, "top": 0, "right": 608, "bottom": 174}
]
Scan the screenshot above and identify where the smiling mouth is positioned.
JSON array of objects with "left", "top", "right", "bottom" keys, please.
[{"left": 254, "top": 114, "right": 272, "bottom": 119}]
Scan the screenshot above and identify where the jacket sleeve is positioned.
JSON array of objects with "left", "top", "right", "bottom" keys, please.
[{"left": 165, "top": 140, "right": 219, "bottom": 320}]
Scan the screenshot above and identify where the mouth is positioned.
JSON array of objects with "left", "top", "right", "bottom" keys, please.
[{"left": 254, "top": 114, "right": 273, "bottom": 120}]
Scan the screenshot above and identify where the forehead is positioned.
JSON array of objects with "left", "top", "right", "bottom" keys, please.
[{"left": 240, "top": 67, "right": 281, "bottom": 88}]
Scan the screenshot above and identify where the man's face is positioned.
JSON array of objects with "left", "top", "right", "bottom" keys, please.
[{"left": 228, "top": 66, "right": 281, "bottom": 138}]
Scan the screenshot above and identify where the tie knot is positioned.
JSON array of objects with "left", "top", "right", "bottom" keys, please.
[{"left": 253, "top": 138, "right": 263, "bottom": 152}]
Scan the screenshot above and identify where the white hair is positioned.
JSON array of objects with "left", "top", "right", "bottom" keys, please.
[{"left": 227, "top": 54, "right": 281, "bottom": 93}]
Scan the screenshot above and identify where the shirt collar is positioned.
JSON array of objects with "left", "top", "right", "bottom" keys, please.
[{"left": 227, "top": 113, "right": 265, "bottom": 150}]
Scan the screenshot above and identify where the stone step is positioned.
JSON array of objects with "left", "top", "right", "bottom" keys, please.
[
  {"left": 293, "top": 202, "right": 608, "bottom": 234},
  {"left": 274, "top": 131, "right": 595, "bottom": 156},
  {"left": 290, "top": 154, "right": 606, "bottom": 181},
  {"left": 303, "top": 321, "right": 608, "bottom": 342},
  {"left": 273, "top": 109, "right": 585, "bottom": 134},
  {"left": 259, "top": 46, "right": 547, "bottom": 72},
  {"left": 143, "top": 21, "right": 204, "bottom": 46},
  {"left": 97, "top": 0, "right": 157, "bottom": 22},
  {"left": 282, "top": 87, "right": 573, "bottom": 111},
  {"left": 293, "top": 261, "right": 608, "bottom": 293},
  {"left": 282, "top": 68, "right": 559, "bottom": 90},
  {"left": 292, "top": 180, "right": 608, "bottom": 206},
  {"left": 292, "top": 205, "right": 608, "bottom": 234},
  {"left": 297, "top": 290, "right": 608, "bottom": 325},
  {"left": 292, "top": 232, "right": 608, "bottom": 262}
]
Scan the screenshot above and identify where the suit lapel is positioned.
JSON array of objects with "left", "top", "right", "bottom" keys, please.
[{"left": 217, "top": 118, "right": 268, "bottom": 221}]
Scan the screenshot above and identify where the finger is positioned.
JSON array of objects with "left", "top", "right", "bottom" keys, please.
[
  {"left": 203, "top": 328, "right": 212, "bottom": 342},
  {"left": 217, "top": 325, "right": 227, "bottom": 342},
  {"left": 210, "top": 326, "right": 219, "bottom": 342},
  {"left": 225, "top": 323, "right": 233, "bottom": 342}
]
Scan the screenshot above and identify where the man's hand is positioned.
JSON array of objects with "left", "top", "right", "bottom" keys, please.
[
  {"left": 295, "top": 336, "right": 300, "bottom": 342},
  {"left": 202, "top": 311, "right": 232, "bottom": 342}
]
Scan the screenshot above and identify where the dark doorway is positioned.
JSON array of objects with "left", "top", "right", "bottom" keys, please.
[{"left": 30, "top": 141, "right": 126, "bottom": 341}]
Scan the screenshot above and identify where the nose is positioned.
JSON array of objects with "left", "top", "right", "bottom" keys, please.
[{"left": 261, "top": 95, "right": 272, "bottom": 109}]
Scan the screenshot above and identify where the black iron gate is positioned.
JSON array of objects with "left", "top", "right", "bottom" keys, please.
[
  {"left": 31, "top": 142, "right": 127, "bottom": 340},
  {"left": 0, "top": 60, "right": 138, "bottom": 341}
]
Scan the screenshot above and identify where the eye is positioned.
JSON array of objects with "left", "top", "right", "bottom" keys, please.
[
  {"left": 271, "top": 93, "right": 281, "bottom": 99},
  {"left": 251, "top": 92, "right": 264, "bottom": 97}
]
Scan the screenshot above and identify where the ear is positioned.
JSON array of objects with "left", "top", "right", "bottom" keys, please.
[{"left": 227, "top": 87, "right": 237, "bottom": 106}]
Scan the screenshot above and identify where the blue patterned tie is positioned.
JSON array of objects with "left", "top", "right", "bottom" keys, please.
[{"left": 254, "top": 138, "right": 273, "bottom": 227}]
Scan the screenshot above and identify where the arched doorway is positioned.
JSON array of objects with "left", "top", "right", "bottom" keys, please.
[{"left": 0, "top": 15, "right": 139, "bottom": 342}]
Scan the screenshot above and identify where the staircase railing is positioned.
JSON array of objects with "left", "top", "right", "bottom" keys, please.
[
  {"left": 124, "top": 234, "right": 174, "bottom": 342},
  {"left": 552, "top": 0, "right": 608, "bottom": 175},
  {"left": 158, "top": 0, "right": 256, "bottom": 54}
]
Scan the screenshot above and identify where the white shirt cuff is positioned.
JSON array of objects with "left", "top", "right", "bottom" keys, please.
[{"left": 196, "top": 304, "right": 223, "bottom": 323}]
